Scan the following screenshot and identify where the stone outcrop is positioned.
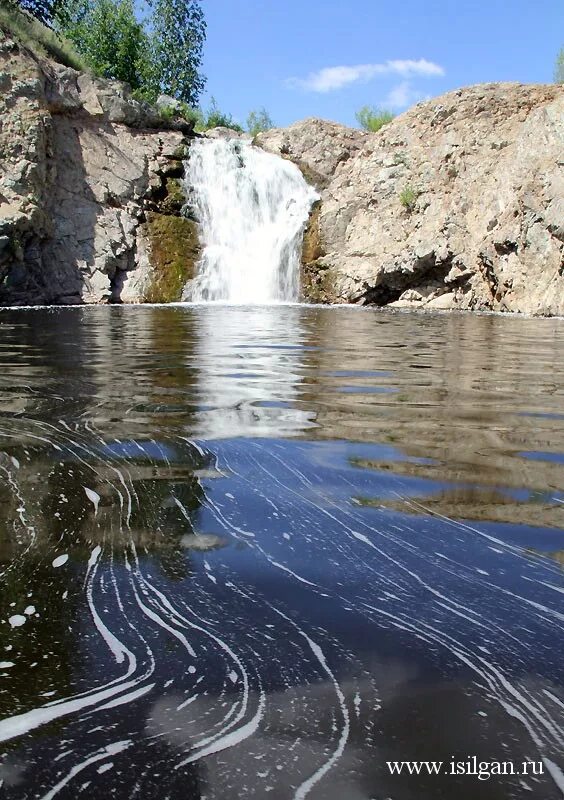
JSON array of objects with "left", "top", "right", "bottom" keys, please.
[
  {"left": 0, "top": 26, "right": 198, "bottom": 305},
  {"left": 2, "top": 19, "right": 563, "bottom": 316},
  {"left": 258, "top": 84, "right": 564, "bottom": 316}
]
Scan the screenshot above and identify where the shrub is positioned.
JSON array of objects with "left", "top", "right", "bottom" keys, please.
[
  {"left": 178, "top": 103, "right": 204, "bottom": 129},
  {"left": 246, "top": 107, "right": 274, "bottom": 137},
  {"left": 201, "top": 97, "right": 243, "bottom": 132},
  {"left": 399, "top": 185, "right": 420, "bottom": 212},
  {"left": 158, "top": 104, "right": 176, "bottom": 122},
  {"left": 355, "top": 105, "right": 394, "bottom": 132}
]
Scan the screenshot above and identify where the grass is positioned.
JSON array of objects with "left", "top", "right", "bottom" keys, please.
[
  {"left": 355, "top": 105, "right": 395, "bottom": 133},
  {"left": 158, "top": 105, "right": 176, "bottom": 122},
  {"left": 0, "top": 4, "right": 88, "bottom": 71},
  {"left": 399, "top": 185, "right": 420, "bottom": 212}
]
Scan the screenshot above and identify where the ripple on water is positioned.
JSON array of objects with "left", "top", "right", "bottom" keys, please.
[{"left": 0, "top": 305, "right": 562, "bottom": 799}]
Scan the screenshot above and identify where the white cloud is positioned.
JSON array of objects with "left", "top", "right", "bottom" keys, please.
[
  {"left": 286, "top": 59, "right": 445, "bottom": 93},
  {"left": 385, "top": 81, "right": 430, "bottom": 109}
]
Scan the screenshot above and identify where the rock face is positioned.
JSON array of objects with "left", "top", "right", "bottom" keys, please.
[
  {"left": 2, "top": 23, "right": 562, "bottom": 317},
  {"left": 0, "top": 26, "right": 198, "bottom": 305},
  {"left": 258, "top": 84, "right": 564, "bottom": 315}
]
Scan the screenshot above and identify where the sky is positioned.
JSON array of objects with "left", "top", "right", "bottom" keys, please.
[{"left": 199, "top": 0, "right": 564, "bottom": 129}]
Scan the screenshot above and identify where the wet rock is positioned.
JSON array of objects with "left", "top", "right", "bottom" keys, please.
[{"left": 141, "top": 213, "right": 199, "bottom": 303}]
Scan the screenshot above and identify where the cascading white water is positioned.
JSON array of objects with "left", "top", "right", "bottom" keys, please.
[{"left": 182, "top": 138, "right": 319, "bottom": 304}]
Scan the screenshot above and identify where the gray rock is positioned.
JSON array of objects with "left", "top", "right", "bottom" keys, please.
[
  {"left": 0, "top": 30, "right": 191, "bottom": 306},
  {"left": 157, "top": 94, "right": 180, "bottom": 112},
  {"left": 205, "top": 127, "right": 250, "bottom": 141},
  {"left": 268, "top": 83, "right": 564, "bottom": 315}
]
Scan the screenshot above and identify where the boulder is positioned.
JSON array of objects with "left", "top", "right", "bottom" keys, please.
[{"left": 205, "top": 127, "right": 250, "bottom": 141}]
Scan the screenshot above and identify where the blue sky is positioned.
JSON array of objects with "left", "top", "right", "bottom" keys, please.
[{"left": 199, "top": 0, "right": 563, "bottom": 128}]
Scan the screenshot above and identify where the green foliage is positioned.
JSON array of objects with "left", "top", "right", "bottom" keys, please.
[
  {"left": 178, "top": 104, "right": 204, "bottom": 129},
  {"left": 246, "top": 107, "right": 274, "bottom": 137},
  {"left": 199, "top": 97, "right": 243, "bottom": 132},
  {"left": 143, "top": 0, "right": 206, "bottom": 106},
  {"left": 151, "top": 98, "right": 241, "bottom": 133},
  {"left": 399, "top": 185, "right": 420, "bottom": 212},
  {"left": 0, "top": 2, "right": 87, "bottom": 70},
  {"left": 555, "top": 47, "right": 564, "bottom": 84},
  {"left": 53, "top": 0, "right": 206, "bottom": 106},
  {"left": 158, "top": 104, "right": 176, "bottom": 122},
  {"left": 355, "top": 105, "right": 394, "bottom": 132},
  {"left": 56, "top": 0, "right": 149, "bottom": 88}
]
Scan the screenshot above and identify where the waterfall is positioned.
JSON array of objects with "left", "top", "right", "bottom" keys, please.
[{"left": 182, "top": 138, "right": 318, "bottom": 304}]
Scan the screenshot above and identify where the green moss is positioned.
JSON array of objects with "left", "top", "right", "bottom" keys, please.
[
  {"left": 301, "top": 262, "right": 340, "bottom": 304},
  {"left": 299, "top": 201, "right": 340, "bottom": 303},
  {"left": 171, "top": 142, "right": 190, "bottom": 160},
  {"left": 301, "top": 202, "right": 325, "bottom": 265},
  {"left": 159, "top": 177, "right": 185, "bottom": 215},
  {"left": 144, "top": 212, "right": 199, "bottom": 303},
  {"left": 303, "top": 267, "right": 343, "bottom": 304}
]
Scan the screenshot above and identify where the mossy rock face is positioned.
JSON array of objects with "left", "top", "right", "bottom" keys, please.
[
  {"left": 300, "top": 201, "right": 340, "bottom": 303},
  {"left": 144, "top": 212, "right": 199, "bottom": 303},
  {"left": 158, "top": 177, "right": 186, "bottom": 215},
  {"left": 171, "top": 142, "right": 190, "bottom": 161},
  {"left": 301, "top": 262, "right": 340, "bottom": 304},
  {"left": 301, "top": 202, "right": 325, "bottom": 264}
]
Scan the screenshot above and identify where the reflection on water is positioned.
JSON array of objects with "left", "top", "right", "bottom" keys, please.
[
  {"left": 192, "top": 305, "right": 317, "bottom": 437},
  {"left": 0, "top": 305, "right": 563, "bottom": 799}
]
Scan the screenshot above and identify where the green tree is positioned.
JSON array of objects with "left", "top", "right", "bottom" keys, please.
[
  {"left": 246, "top": 107, "right": 274, "bottom": 137},
  {"left": 56, "top": 0, "right": 149, "bottom": 89},
  {"left": 55, "top": 0, "right": 206, "bottom": 105},
  {"left": 555, "top": 47, "right": 564, "bottom": 83},
  {"left": 355, "top": 105, "right": 394, "bottom": 132},
  {"left": 144, "top": 0, "right": 206, "bottom": 106}
]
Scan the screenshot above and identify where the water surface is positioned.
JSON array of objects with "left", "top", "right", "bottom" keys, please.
[{"left": 0, "top": 305, "right": 563, "bottom": 799}]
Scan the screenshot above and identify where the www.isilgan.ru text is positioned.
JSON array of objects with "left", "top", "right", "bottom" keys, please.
[{"left": 387, "top": 757, "right": 544, "bottom": 781}]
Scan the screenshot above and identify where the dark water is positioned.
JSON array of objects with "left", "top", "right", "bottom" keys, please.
[{"left": 0, "top": 305, "right": 563, "bottom": 800}]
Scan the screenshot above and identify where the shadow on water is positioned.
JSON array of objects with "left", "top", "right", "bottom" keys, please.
[{"left": 0, "top": 305, "right": 562, "bottom": 798}]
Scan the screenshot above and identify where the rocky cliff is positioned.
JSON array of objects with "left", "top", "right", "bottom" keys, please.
[
  {"left": 2, "top": 20, "right": 563, "bottom": 315},
  {"left": 0, "top": 25, "right": 199, "bottom": 305},
  {"left": 258, "top": 84, "right": 564, "bottom": 316}
]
